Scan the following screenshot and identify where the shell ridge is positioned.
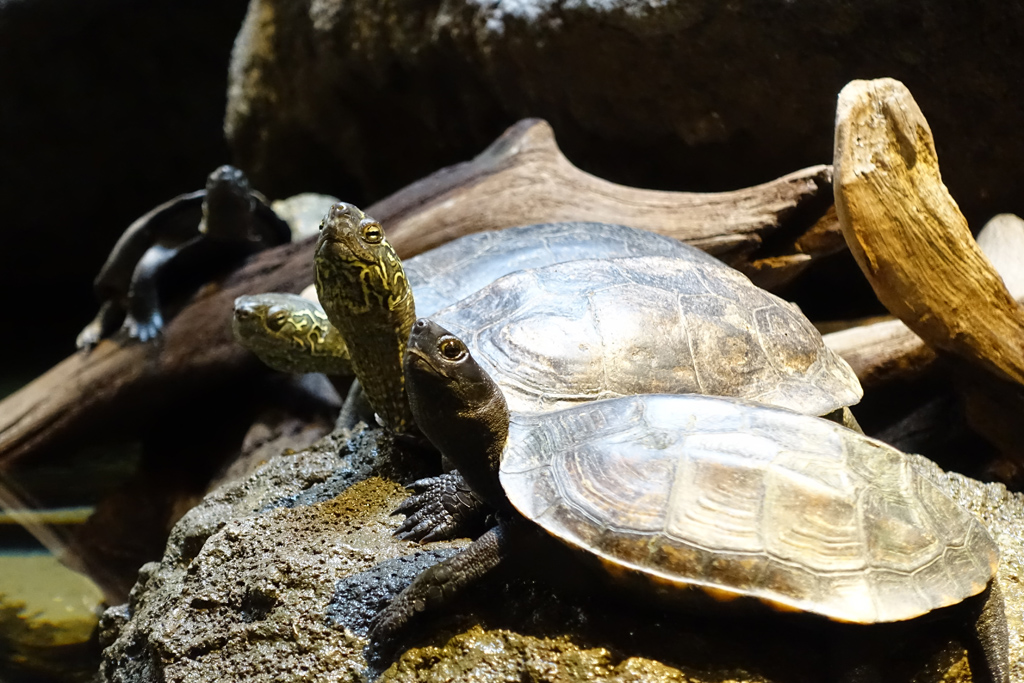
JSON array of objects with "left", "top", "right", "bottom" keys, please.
[
  {"left": 676, "top": 292, "right": 704, "bottom": 394},
  {"left": 590, "top": 290, "right": 611, "bottom": 398}
]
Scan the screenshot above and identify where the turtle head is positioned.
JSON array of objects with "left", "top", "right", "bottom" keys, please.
[
  {"left": 232, "top": 293, "right": 351, "bottom": 375},
  {"left": 316, "top": 202, "right": 388, "bottom": 266},
  {"left": 232, "top": 294, "right": 294, "bottom": 345},
  {"left": 314, "top": 202, "right": 416, "bottom": 433},
  {"left": 405, "top": 318, "right": 509, "bottom": 508},
  {"left": 314, "top": 202, "right": 411, "bottom": 318},
  {"left": 201, "top": 165, "right": 256, "bottom": 239}
]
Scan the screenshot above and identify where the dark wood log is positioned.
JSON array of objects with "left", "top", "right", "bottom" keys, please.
[
  {"left": 823, "top": 318, "right": 938, "bottom": 390},
  {"left": 0, "top": 118, "right": 839, "bottom": 467}
]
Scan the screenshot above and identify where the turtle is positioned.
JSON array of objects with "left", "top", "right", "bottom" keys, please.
[
  {"left": 232, "top": 292, "right": 352, "bottom": 376},
  {"left": 237, "top": 215, "right": 717, "bottom": 378},
  {"left": 368, "top": 319, "right": 1007, "bottom": 681},
  {"left": 77, "top": 164, "right": 292, "bottom": 350},
  {"left": 312, "top": 203, "right": 862, "bottom": 434}
]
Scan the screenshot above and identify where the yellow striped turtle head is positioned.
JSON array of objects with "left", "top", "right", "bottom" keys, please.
[
  {"left": 232, "top": 293, "right": 351, "bottom": 376},
  {"left": 314, "top": 202, "right": 417, "bottom": 433},
  {"left": 314, "top": 202, "right": 411, "bottom": 320}
]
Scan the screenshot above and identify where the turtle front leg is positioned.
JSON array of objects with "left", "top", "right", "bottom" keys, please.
[
  {"left": 122, "top": 244, "right": 179, "bottom": 342},
  {"left": 335, "top": 380, "right": 376, "bottom": 431},
  {"left": 369, "top": 522, "right": 513, "bottom": 644},
  {"left": 76, "top": 300, "right": 124, "bottom": 351},
  {"left": 393, "top": 471, "right": 489, "bottom": 542}
]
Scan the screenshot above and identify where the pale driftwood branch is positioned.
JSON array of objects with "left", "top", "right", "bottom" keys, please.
[
  {"left": 833, "top": 78, "right": 1024, "bottom": 388},
  {"left": 383, "top": 118, "right": 842, "bottom": 277},
  {"left": 824, "top": 213, "right": 1024, "bottom": 389},
  {"left": 0, "top": 118, "right": 839, "bottom": 467}
]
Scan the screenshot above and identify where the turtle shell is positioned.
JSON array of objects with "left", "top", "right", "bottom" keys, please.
[
  {"left": 290, "top": 222, "right": 715, "bottom": 376},
  {"left": 433, "top": 256, "right": 862, "bottom": 417},
  {"left": 499, "top": 394, "right": 998, "bottom": 623},
  {"left": 403, "top": 221, "right": 720, "bottom": 316}
]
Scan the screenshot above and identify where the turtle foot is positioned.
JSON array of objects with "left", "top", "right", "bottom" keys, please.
[
  {"left": 75, "top": 322, "right": 103, "bottom": 351},
  {"left": 369, "top": 524, "right": 511, "bottom": 645},
  {"left": 393, "top": 472, "right": 488, "bottom": 543},
  {"left": 123, "top": 312, "right": 165, "bottom": 343}
]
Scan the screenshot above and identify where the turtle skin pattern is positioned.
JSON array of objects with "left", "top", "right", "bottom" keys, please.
[
  {"left": 500, "top": 394, "right": 999, "bottom": 624},
  {"left": 232, "top": 292, "right": 352, "bottom": 375}
]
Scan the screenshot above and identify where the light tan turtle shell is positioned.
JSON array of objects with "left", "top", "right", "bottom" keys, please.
[
  {"left": 434, "top": 256, "right": 862, "bottom": 417},
  {"left": 500, "top": 394, "right": 998, "bottom": 623}
]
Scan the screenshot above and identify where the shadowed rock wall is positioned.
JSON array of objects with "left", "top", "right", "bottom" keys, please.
[{"left": 226, "top": 0, "right": 1024, "bottom": 228}]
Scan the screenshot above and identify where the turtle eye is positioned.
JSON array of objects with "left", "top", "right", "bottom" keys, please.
[
  {"left": 438, "top": 337, "right": 467, "bottom": 361},
  {"left": 361, "top": 223, "right": 384, "bottom": 244},
  {"left": 267, "top": 309, "right": 289, "bottom": 332}
]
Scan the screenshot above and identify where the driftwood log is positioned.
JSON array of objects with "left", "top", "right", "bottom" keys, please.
[
  {"left": 0, "top": 118, "right": 842, "bottom": 468},
  {"left": 833, "top": 78, "right": 1024, "bottom": 466},
  {"left": 822, "top": 213, "right": 1024, "bottom": 390},
  {"left": 833, "top": 78, "right": 1024, "bottom": 387}
]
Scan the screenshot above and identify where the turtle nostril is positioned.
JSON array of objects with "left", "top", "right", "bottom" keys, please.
[{"left": 414, "top": 319, "right": 428, "bottom": 330}]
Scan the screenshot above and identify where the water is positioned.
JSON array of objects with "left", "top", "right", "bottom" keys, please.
[{"left": 1, "top": 375, "right": 143, "bottom": 682}]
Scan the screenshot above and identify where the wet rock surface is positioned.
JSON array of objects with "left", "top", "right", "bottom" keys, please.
[
  {"left": 97, "top": 423, "right": 1023, "bottom": 683},
  {"left": 227, "top": 0, "right": 1024, "bottom": 229}
]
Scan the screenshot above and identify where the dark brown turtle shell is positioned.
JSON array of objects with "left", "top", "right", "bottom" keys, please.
[
  {"left": 500, "top": 393, "right": 998, "bottom": 623},
  {"left": 435, "top": 256, "right": 862, "bottom": 418}
]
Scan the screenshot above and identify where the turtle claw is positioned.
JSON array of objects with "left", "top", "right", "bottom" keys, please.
[
  {"left": 400, "top": 475, "right": 448, "bottom": 498},
  {"left": 123, "top": 311, "right": 165, "bottom": 343},
  {"left": 394, "top": 512, "right": 459, "bottom": 543},
  {"left": 393, "top": 501, "right": 447, "bottom": 542},
  {"left": 392, "top": 471, "right": 488, "bottom": 543}
]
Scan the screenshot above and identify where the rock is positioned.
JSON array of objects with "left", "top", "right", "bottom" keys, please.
[
  {"left": 271, "top": 193, "right": 342, "bottom": 241},
  {"left": 226, "top": 0, "right": 1024, "bottom": 233},
  {"left": 71, "top": 378, "right": 340, "bottom": 605},
  {"left": 0, "top": 0, "right": 250, "bottom": 366},
  {"left": 97, "top": 423, "right": 1023, "bottom": 682}
]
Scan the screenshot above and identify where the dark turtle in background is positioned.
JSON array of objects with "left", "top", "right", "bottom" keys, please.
[
  {"left": 370, "top": 319, "right": 1008, "bottom": 682},
  {"left": 76, "top": 165, "right": 291, "bottom": 350}
]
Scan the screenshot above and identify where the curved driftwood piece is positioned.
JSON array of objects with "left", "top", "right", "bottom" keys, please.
[
  {"left": 833, "top": 78, "right": 1024, "bottom": 388},
  {"left": 0, "top": 118, "right": 839, "bottom": 467},
  {"left": 823, "top": 319, "right": 937, "bottom": 389},
  {"left": 825, "top": 213, "right": 1024, "bottom": 389},
  {"left": 382, "top": 119, "right": 844, "bottom": 278}
]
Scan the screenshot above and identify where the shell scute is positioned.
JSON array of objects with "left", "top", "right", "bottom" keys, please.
[
  {"left": 755, "top": 303, "right": 823, "bottom": 376},
  {"left": 556, "top": 441, "right": 676, "bottom": 533},
  {"left": 761, "top": 457, "right": 864, "bottom": 572},
  {"left": 665, "top": 438, "right": 772, "bottom": 553}
]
